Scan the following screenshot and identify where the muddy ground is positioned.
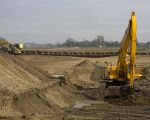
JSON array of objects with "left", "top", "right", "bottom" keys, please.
[{"left": 0, "top": 51, "right": 150, "bottom": 119}]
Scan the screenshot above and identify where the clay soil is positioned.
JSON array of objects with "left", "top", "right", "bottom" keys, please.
[{"left": 0, "top": 51, "right": 150, "bottom": 120}]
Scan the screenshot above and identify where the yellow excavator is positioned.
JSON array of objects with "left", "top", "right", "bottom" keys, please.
[
  {"left": 103, "top": 12, "right": 143, "bottom": 97},
  {"left": 0, "top": 39, "right": 23, "bottom": 54}
]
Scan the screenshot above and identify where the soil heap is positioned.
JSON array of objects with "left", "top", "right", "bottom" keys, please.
[
  {"left": 67, "top": 60, "right": 104, "bottom": 89},
  {"left": 0, "top": 51, "right": 82, "bottom": 119}
]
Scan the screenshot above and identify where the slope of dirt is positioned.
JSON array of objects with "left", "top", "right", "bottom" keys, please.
[
  {"left": 0, "top": 55, "right": 42, "bottom": 94},
  {"left": 0, "top": 51, "right": 55, "bottom": 117},
  {"left": 0, "top": 52, "right": 84, "bottom": 119}
]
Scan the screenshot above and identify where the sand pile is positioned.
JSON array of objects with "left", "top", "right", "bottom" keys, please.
[
  {"left": 77, "top": 59, "right": 97, "bottom": 68},
  {"left": 0, "top": 51, "right": 53, "bottom": 94},
  {"left": 0, "top": 51, "right": 56, "bottom": 118},
  {"left": 0, "top": 52, "right": 82, "bottom": 119},
  {"left": 67, "top": 60, "right": 104, "bottom": 89}
]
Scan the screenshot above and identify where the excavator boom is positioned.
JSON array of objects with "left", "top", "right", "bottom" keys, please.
[
  {"left": 116, "top": 12, "right": 137, "bottom": 87},
  {"left": 130, "top": 12, "right": 137, "bottom": 88}
]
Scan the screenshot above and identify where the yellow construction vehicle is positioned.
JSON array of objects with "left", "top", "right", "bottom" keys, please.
[
  {"left": 103, "top": 12, "right": 142, "bottom": 97},
  {"left": 8, "top": 43, "right": 24, "bottom": 54},
  {"left": 0, "top": 39, "right": 23, "bottom": 54}
]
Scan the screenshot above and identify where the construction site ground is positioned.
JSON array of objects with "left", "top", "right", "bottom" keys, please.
[{"left": 0, "top": 51, "right": 150, "bottom": 120}]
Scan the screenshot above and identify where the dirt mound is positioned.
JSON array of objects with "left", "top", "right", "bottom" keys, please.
[
  {"left": 0, "top": 52, "right": 55, "bottom": 118},
  {"left": 76, "top": 60, "right": 97, "bottom": 68},
  {"left": 67, "top": 60, "right": 104, "bottom": 89},
  {"left": 0, "top": 51, "right": 53, "bottom": 94},
  {"left": 0, "top": 52, "right": 83, "bottom": 119}
]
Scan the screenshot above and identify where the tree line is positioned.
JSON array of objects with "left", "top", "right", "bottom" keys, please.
[
  {"left": 51, "top": 35, "right": 120, "bottom": 48},
  {"left": 1, "top": 36, "right": 150, "bottom": 48}
]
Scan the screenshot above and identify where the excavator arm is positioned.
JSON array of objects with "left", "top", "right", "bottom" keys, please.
[
  {"left": 116, "top": 12, "right": 137, "bottom": 88},
  {"left": 129, "top": 12, "right": 137, "bottom": 88}
]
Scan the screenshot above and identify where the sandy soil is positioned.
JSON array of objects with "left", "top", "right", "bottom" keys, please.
[
  {"left": 0, "top": 52, "right": 149, "bottom": 120},
  {"left": 18, "top": 55, "right": 150, "bottom": 120},
  {"left": 0, "top": 52, "right": 84, "bottom": 119}
]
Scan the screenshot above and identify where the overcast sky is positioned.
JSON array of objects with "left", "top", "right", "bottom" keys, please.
[{"left": 0, "top": 0, "right": 149, "bottom": 43}]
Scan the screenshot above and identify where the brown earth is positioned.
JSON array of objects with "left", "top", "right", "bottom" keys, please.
[
  {"left": 0, "top": 51, "right": 84, "bottom": 119},
  {"left": 0, "top": 51, "right": 150, "bottom": 119}
]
